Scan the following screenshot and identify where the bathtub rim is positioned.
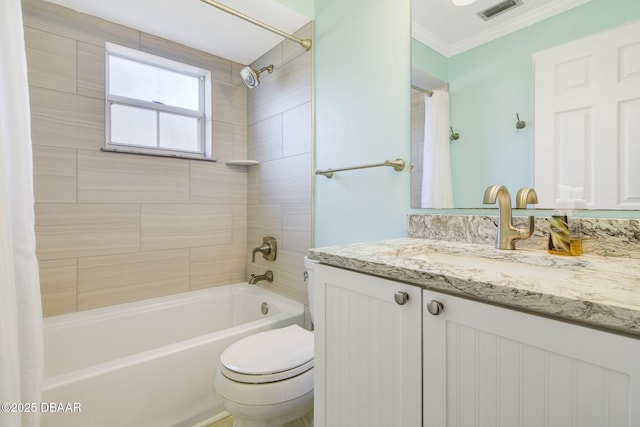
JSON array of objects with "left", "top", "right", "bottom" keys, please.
[
  {"left": 43, "top": 283, "right": 303, "bottom": 330},
  {"left": 43, "top": 283, "right": 305, "bottom": 390}
]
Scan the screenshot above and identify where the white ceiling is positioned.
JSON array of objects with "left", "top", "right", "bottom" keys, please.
[
  {"left": 41, "top": 0, "right": 312, "bottom": 65},
  {"left": 42, "top": 0, "right": 590, "bottom": 64},
  {"left": 412, "top": 0, "right": 591, "bottom": 57}
]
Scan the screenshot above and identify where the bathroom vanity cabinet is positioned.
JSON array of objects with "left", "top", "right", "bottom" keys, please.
[
  {"left": 422, "top": 288, "right": 640, "bottom": 427},
  {"left": 313, "top": 263, "right": 640, "bottom": 427},
  {"left": 313, "top": 263, "right": 422, "bottom": 427}
]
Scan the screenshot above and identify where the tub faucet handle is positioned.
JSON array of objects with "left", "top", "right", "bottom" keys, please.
[{"left": 251, "top": 236, "right": 277, "bottom": 262}]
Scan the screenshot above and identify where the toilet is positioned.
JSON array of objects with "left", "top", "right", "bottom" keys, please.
[{"left": 214, "top": 258, "right": 316, "bottom": 427}]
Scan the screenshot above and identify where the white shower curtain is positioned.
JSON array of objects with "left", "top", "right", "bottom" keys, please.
[
  {"left": 0, "top": 0, "right": 44, "bottom": 426},
  {"left": 421, "top": 90, "right": 454, "bottom": 208}
]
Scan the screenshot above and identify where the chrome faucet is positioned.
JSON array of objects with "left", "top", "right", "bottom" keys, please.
[
  {"left": 249, "top": 270, "right": 273, "bottom": 285},
  {"left": 483, "top": 185, "right": 538, "bottom": 250}
]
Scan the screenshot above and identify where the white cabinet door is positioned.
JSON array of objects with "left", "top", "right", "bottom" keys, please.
[
  {"left": 423, "top": 290, "right": 640, "bottom": 427},
  {"left": 534, "top": 20, "right": 640, "bottom": 209},
  {"left": 313, "top": 264, "right": 422, "bottom": 427}
]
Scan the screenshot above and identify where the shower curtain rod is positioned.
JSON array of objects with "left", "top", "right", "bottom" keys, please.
[
  {"left": 200, "top": 0, "right": 312, "bottom": 51},
  {"left": 411, "top": 85, "right": 433, "bottom": 97}
]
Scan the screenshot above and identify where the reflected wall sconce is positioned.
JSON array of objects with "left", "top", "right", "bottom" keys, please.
[
  {"left": 452, "top": 0, "right": 477, "bottom": 5},
  {"left": 515, "top": 113, "right": 526, "bottom": 129},
  {"left": 450, "top": 127, "right": 460, "bottom": 141}
]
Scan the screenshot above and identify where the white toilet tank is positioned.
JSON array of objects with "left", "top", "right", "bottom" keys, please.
[{"left": 303, "top": 257, "right": 317, "bottom": 324}]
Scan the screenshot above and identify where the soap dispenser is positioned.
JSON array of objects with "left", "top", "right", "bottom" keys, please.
[
  {"left": 568, "top": 187, "right": 585, "bottom": 256},
  {"left": 548, "top": 203, "right": 571, "bottom": 256},
  {"left": 547, "top": 185, "right": 583, "bottom": 256}
]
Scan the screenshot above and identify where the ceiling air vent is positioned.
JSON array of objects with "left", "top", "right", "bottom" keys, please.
[{"left": 478, "top": 0, "right": 523, "bottom": 21}]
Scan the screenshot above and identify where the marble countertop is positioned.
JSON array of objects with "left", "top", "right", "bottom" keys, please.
[{"left": 307, "top": 238, "right": 640, "bottom": 337}]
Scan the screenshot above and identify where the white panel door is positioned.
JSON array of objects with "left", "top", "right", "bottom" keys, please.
[
  {"left": 313, "top": 264, "right": 422, "bottom": 427},
  {"left": 423, "top": 290, "right": 640, "bottom": 427},
  {"left": 534, "top": 20, "right": 640, "bottom": 209}
]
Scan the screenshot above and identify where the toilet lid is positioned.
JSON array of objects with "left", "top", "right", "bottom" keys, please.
[{"left": 220, "top": 324, "right": 314, "bottom": 382}]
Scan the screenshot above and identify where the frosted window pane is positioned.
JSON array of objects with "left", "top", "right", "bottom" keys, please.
[
  {"left": 109, "top": 56, "right": 199, "bottom": 110},
  {"left": 110, "top": 104, "right": 157, "bottom": 147},
  {"left": 159, "top": 113, "right": 200, "bottom": 152}
]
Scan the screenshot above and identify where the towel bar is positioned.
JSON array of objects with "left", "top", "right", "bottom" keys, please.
[{"left": 315, "top": 158, "right": 405, "bottom": 178}]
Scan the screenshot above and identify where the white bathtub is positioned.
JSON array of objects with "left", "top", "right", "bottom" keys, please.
[{"left": 41, "top": 284, "right": 305, "bottom": 427}]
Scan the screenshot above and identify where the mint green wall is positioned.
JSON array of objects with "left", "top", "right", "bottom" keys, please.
[
  {"left": 275, "top": 0, "right": 314, "bottom": 19},
  {"left": 413, "top": 0, "right": 640, "bottom": 209},
  {"left": 314, "top": 0, "right": 411, "bottom": 246},
  {"left": 411, "top": 38, "right": 447, "bottom": 82}
]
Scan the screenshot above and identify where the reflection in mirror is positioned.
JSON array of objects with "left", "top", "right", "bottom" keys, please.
[
  {"left": 533, "top": 19, "right": 640, "bottom": 210},
  {"left": 411, "top": 0, "right": 640, "bottom": 209},
  {"left": 410, "top": 70, "right": 454, "bottom": 208}
]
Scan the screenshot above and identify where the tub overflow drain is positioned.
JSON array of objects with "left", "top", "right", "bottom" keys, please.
[{"left": 261, "top": 302, "right": 269, "bottom": 315}]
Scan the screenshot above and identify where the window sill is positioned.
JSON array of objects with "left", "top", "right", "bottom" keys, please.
[{"left": 100, "top": 148, "right": 217, "bottom": 162}]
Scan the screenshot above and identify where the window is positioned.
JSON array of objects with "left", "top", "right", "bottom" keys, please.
[{"left": 105, "top": 43, "right": 212, "bottom": 159}]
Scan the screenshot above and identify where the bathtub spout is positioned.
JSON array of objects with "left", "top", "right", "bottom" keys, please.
[{"left": 249, "top": 270, "right": 273, "bottom": 285}]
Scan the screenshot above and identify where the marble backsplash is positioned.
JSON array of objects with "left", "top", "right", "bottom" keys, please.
[{"left": 408, "top": 214, "right": 640, "bottom": 259}]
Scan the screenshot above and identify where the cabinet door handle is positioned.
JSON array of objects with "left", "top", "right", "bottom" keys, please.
[
  {"left": 394, "top": 291, "right": 410, "bottom": 305},
  {"left": 426, "top": 299, "right": 444, "bottom": 315}
]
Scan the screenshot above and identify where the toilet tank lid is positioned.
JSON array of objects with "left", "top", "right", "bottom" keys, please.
[{"left": 221, "top": 324, "right": 314, "bottom": 375}]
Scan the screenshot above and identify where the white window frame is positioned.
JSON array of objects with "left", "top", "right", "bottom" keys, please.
[{"left": 105, "top": 42, "right": 213, "bottom": 160}]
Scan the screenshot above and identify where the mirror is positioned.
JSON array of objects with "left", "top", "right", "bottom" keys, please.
[{"left": 410, "top": 0, "right": 640, "bottom": 209}]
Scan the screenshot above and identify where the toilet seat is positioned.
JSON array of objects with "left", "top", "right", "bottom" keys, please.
[
  {"left": 220, "top": 324, "right": 314, "bottom": 384},
  {"left": 221, "top": 358, "right": 313, "bottom": 383}
]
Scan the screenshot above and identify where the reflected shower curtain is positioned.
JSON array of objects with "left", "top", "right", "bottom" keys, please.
[
  {"left": 0, "top": 0, "right": 44, "bottom": 426},
  {"left": 421, "top": 90, "right": 454, "bottom": 208}
]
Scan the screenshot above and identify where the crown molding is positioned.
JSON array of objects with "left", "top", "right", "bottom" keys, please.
[
  {"left": 412, "top": 0, "right": 591, "bottom": 57},
  {"left": 411, "top": 22, "right": 451, "bottom": 56}
]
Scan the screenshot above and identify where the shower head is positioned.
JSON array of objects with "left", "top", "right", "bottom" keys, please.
[{"left": 240, "top": 65, "right": 273, "bottom": 89}]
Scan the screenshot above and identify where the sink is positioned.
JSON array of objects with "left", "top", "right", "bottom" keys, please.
[
  {"left": 386, "top": 242, "right": 589, "bottom": 281},
  {"left": 406, "top": 251, "right": 579, "bottom": 281}
]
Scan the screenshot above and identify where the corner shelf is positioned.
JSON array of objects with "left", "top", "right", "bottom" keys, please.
[{"left": 225, "top": 160, "right": 260, "bottom": 166}]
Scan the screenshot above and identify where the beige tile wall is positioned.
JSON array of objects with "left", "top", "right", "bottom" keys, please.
[
  {"left": 247, "top": 23, "right": 313, "bottom": 304},
  {"left": 24, "top": 0, "right": 250, "bottom": 315}
]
